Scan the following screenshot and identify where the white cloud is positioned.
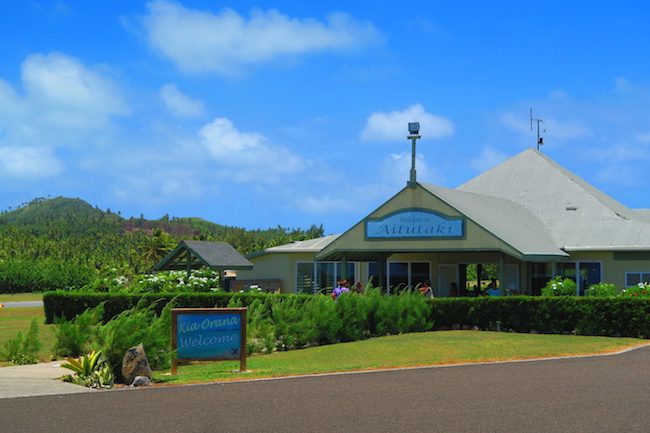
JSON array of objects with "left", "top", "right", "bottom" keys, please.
[
  {"left": 142, "top": 0, "right": 381, "bottom": 74},
  {"left": 160, "top": 83, "right": 203, "bottom": 117},
  {"left": 361, "top": 104, "right": 454, "bottom": 142},
  {"left": 0, "top": 52, "right": 128, "bottom": 179},
  {"left": 198, "top": 117, "right": 305, "bottom": 183},
  {"left": 0, "top": 146, "right": 62, "bottom": 179},
  {"left": 470, "top": 147, "right": 508, "bottom": 172},
  {"left": 21, "top": 52, "right": 127, "bottom": 129}
]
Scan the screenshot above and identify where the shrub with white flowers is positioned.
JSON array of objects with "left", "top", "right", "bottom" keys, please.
[
  {"left": 540, "top": 276, "right": 577, "bottom": 296},
  {"left": 621, "top": 282, "right": 650, "bottom": 297}
]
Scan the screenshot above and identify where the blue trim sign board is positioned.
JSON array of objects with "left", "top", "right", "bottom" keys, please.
[
  {"left": 366, "top": 209, "right": 464, "bottom": 239},
  {"left": 171, "top": 308, "right": 247, "bottom": 373}
]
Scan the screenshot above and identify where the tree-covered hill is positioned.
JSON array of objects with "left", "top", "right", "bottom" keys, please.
[{"left": 0, "top": 197, "right": 324, "bottom": 292}]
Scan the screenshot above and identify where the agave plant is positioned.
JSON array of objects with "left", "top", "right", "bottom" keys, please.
[{"left": 61, "top": 350, "right": 103, "bottom": 381}]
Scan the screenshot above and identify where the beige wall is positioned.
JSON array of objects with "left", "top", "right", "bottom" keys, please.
[
  {"left": 236, "top": 252, "right": 318, "bottom": 293},
  {"left": 568, "top": 251, "right": 650, "bottom": 288}
]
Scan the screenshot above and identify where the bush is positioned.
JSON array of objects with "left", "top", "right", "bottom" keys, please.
[
  {"left": 541, "top": 276, "right": 577, "bottom": 296},
  {"left": 586, "top": 282, "right": 619, "bottom": 297},
  {"left": 52, "top": 303, "right": 104, "bottom": 357},
  {"left": 1, "top": 318, "right": 42, "bottom": 364},
  {"left": 622, "top": 282, "right": 650, "bottom": 297},
  {"left": 93, "top": 299, "right": 174, "bottom": 381}
]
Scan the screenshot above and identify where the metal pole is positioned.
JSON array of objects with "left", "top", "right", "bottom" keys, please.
[{"left": 407, "top": 134, "right": 420, "bottom": 187}]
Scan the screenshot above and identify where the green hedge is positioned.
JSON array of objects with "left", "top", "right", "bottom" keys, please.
[
  {"left": 44, "top": 292, "right": 650, "bottom": 339},
  {"left": 431, "top": 297, "right": 650, "bottom": 338},
  {"left": 43, "top": 291, "right": 313, "bottom": 324}
]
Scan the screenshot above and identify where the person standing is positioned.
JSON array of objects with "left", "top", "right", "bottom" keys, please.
[
  {"left": 486, "top": 279, "right": 500, "bottom": 296},
  {"left": 418, "top": 281, "right": 434, "bottom": 298},
  {"left": 332, "top": 279, "right": 350, "bottom": 300}
]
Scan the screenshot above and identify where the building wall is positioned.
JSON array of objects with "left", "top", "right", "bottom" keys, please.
[{"left": 237, "top": 252, "right": 318, "bottom": 293}]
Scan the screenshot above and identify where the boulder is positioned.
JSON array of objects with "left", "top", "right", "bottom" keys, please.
[{"left": 122, "top": 343, "right": 153, "bottom": 385}]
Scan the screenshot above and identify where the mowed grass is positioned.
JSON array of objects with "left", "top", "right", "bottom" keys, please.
[
  {"left": 157, "top": 331, "right": 647, "bottom": 384},
  {"left": 0, "top": 307, "right": 55, "bottom": 364},
  {"left": 0, "top": 292, "right": 43, "bottom": 303}
]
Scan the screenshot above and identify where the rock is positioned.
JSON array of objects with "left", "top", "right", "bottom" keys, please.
[
  {"left": 131, "top": 376, "right": 152, "bottom": 387},
  {"left": 122, "top": 343, "right": 152, "bottom": 385}
]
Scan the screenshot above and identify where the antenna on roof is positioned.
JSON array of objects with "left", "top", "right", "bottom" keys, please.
[{"left": 530, "top": 108, "right": 546, "bottom": 151}]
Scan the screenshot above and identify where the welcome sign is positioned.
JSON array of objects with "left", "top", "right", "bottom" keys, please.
[
  {"left": 366, "top": 209, "right": 464, "bottom": 239},
  {"left": 171, "top": 308, "right": 247, "bottom": 373}
]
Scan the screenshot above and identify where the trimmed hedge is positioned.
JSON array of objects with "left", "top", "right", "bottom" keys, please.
[
  {"left": 43, "top": 292, "right": 650, "bottom": 339},
  {"left": 43, "top": 291, "right": 313, "bottom": 324}
]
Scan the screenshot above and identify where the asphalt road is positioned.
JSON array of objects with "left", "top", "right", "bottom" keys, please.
[{"left": 2, "top": 346, "right": 650, "bottom": 433}]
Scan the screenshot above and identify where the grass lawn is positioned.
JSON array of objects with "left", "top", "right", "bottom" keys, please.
[
  {"left": 0, "top": 306, "right": 55, "bottom": 364},
  {"left": 157, "top": 331, "right": 647, "bottom": 385},
  {"left": 0, "top": 292, "right": 43, "bottom": 303}
]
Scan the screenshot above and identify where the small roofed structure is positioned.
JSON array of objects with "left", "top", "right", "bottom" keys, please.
[{"left": 153, "top": 240, "right": 253, "bottom": 278}]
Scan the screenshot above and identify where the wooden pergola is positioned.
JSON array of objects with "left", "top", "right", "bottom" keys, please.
[{"left": 153, "top": 240, "right": 253, "bottom": 280}]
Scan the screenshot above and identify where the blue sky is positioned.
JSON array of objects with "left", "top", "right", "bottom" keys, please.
[{"left": 2, "top": 1, "right": 650, "bottom": 234}]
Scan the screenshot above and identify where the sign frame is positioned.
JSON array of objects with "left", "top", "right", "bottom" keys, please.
[{"left": 171, "top": 308, "right": 247, "bottom": 374}]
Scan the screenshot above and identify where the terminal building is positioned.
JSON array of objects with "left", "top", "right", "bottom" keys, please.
[{"left": 237, "top": 148, "right": 650, "bottom": 296}]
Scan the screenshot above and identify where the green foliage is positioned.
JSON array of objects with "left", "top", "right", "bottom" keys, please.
[
  {"left": 0, "top": 259, "right": 94, "bottom": 293},
  {"left": 61, "top": 350, "right": 102, "bottom": 379},
  {"left": 622, "top": 282, "right": 650, "bottom": 297},
  {"left": 541, "top": 276, "right": 577, "bottom": 296},
  {"left": 0, "top": 196, "right": 325, "bottom": 293},
  {"left": 0, "top": 318, "right": 42, "bottom": 364},
  {"left": 61, "top": 350, "right": 114, "bottom": 389},
  {"left": 94, "top": 299, "right": 174, "bottom": 381},
  {"left": 586, "top": 282, "right": 619, "bottom": 297},
  {"left": 52, "top": 303, "right": 104, "bottom": 357},
  {"left": 242, "top": 299, "right": 276, "bottom": 355}
]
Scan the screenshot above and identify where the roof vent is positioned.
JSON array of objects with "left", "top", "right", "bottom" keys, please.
[{"left": 565, "top": 206, "right": 578, "bottom": 211}]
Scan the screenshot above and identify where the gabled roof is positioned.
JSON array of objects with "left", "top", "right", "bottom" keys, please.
[
  {"left": 153, "top": 240, "right": 253, "bottom": 272},
  {"left": 458, "top": 149, "right": 650, "bottom": 250},
  {"left": 421, "top": 184, "right": 567, "bottom": 258}
]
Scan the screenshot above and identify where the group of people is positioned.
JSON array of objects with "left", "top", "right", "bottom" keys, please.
[{"left": 332, "top": 278, "right": 502, "bottom": 299}]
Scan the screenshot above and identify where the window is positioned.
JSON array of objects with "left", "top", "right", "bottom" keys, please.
[
  {"left": 296, "top": 262, "right": 315, "bottom": 294},
  {"left": 296, "top": 261, "right": 357, "bottom": 293},
  {"left": 625, "top": 272, "right": 650, "bottom": 287},
  {"left": 557, "top": 262, "right": 602, "bottom": 295},
  {"left": 387, "top": 262, "right": 430, "bottom": 292}
]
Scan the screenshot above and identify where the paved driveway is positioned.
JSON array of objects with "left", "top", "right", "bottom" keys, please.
[
  {"left": 2, "top": 346, "right": 650, "bottom": 433},
  {"left": 0, "top": 361, "right": 92, "bottom": 399}
]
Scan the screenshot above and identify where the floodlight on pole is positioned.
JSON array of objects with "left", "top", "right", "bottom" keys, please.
[{"left": 407, "top": 122, "right": 421, "bottom": 188}]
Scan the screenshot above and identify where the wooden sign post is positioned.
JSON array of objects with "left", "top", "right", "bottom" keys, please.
[{"left": 171, "top": 308, "right": 247, "bottom": 374}]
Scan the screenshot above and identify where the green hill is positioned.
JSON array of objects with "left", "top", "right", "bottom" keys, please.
[{"left": 0, "top": 196, "right": 324, "bottom": 292}]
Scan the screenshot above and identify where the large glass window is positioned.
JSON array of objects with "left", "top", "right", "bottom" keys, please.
[
  {"left": 388, "top": 262, "right": 409, "bottom": 291},
  {"left": 579, "top": 262, "right": 601, "bottom": 295},
  {"left": 388, "top": 262, "right": 431, "bottom": 293},
  {"left": 557, "top": 262, "right": 601, "bottom": 295},
  {"left": 296, "top": 261, "right": 357, "bottom": 293},
  {"left": 411, "top": 263, "right": 431, "bottom": 287}
]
